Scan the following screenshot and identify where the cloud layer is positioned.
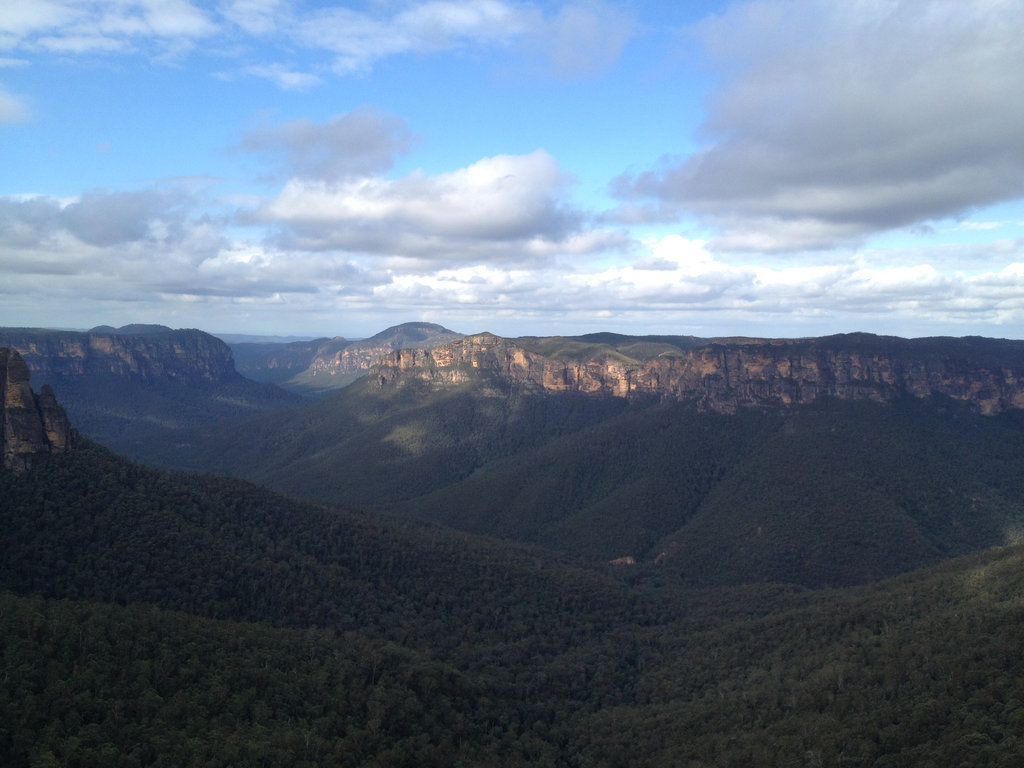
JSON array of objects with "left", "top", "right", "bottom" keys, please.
[
  {"left": 3, "top": 1, "right": 1024, "bottom": 338},
  {"left": 4, "top": 182, "right": 1023, "bottom": 337},
  {"left": 1, "top": 0, "right": 636, "bottom": 81},
  {"left": 613, "top": 0, "right": 1024, "bottom": 251}
]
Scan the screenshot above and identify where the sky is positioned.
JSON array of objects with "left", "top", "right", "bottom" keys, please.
[{"left": 2, "top": 0, "right": 1024, "bottom": 340}]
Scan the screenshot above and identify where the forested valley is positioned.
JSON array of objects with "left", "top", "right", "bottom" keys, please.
[
  {"left": 5, "top": 329, "right": 1024, "bottom": 766},
  {"left": 4, "top": 439, "right": 1024, "bottom": 766}
]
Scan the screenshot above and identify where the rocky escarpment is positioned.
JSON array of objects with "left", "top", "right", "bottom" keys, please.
[
  {"left": 0, "top": 325, "right": 239, "bottom": 385},
  {"left": 2, "top": 348, "right": 73, "bottom": 472},
  {"left": 373, "top": 332, "right": 1024, "bottom": 414},
  {"left": 0, "top": 326, "right": 303, "bottom": 463},
  {"left": 288, "top": 323, "right": 464, "bottom": 391}
]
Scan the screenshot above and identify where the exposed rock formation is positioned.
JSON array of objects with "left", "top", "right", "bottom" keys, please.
[
  {"left": 373, "top": 332, "right": 1024, "bottom": 414},
  {"left": 0, "top": 326, "right": 302, "bottom": 461},
  {"left": 284, "top": 323, "right": 464, "bottom": 391},
  {"left": 2, "top": 348, "right": 73, "bottom": 472},
  {"left": 0, "top": 326, "right": 239, "bottom": 385}
]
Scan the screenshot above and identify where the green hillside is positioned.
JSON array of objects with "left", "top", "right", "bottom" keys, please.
[
  {"left": 3, "top": 444, "right": 1024, "bottom": 766},
  {"left": 415, "top": 395, "right": 1024, "bottom": 586},
  {"left": 156, "top": 379, "right": 1024, "bottom": 589},
  {"left": 155, "top": 376, "right": 638, "bottom": 507}
]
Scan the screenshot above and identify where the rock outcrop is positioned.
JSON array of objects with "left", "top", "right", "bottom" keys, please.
[
  {"left": 285, "top": 323, "right": 464, "bottom": 391},
  {"left": 0, "top": 326, "right": 239, "bottom": 385},
  {"left": 0, "top": 326, "right": 302, "bottom": 462},
  {"left": 2, "top": 348, "right": 73, "bottom": 472},
  {"left": 373, "top": 332, "right": 1024, "bottom": 414}
]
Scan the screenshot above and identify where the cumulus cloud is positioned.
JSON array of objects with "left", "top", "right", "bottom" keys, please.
[
  {"left": 252, "top": 149, "right": 625, "bottom": 261},
  {"left": 613, "top": 0, "right": 1024, "bottom": 252},
  {"left": 355, "top": 234, "right": 1024, "bottom": 336},
  {"left": 0, "top": 188, "right": 216, "bottom": 256},
  {"left": 4, "top": 184, "right": 1024, "bottom": 337},
  {"left": 0, "top": 187, "right": 348, "bottom": 300},
  {"left": 235, "top": 108, "right": 417, "bottom": 182}
]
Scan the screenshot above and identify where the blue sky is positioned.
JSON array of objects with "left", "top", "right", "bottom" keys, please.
[{"left": 2, "top": 0, "right": 1024, "bottom": 340}]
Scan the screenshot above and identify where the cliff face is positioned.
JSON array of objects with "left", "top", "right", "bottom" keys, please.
[
  {"left": 373, "top": 333, "right": 1024, "bottom": 414},
  {"left": 2, "top": 348, "right": 73, "bottom": 472},
  {"left": 290, "top": 323, "right": 464, "bottom": 391},
  {"left": 0, "top": 326, "right": 239, "bottom": 385}
]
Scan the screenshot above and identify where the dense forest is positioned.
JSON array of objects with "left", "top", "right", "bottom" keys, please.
[
  {"left": 151, "top": 379, "right": 1024, "bottom": 589},
  {"left": 4, "top": 441, "right": 1024, "bottom": 766}
]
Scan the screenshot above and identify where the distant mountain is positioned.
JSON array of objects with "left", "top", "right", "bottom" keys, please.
[
  {"left": 0, "top": 325, "right": 304, "bottom": 456},
  {"left": 214, "top": 332, "right": 319, "bottom": 344},
  {"left": 88, "top": 323, "right": 177, "bottom": 335},
  {"left": 228, "top": 337, "right": 332, "bottom": 385},
  {"left": 230, "top": 322, "right": 464, "bottom": 393}
]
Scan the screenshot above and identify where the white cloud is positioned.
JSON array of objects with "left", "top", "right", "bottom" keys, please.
[
  {"left": 4, "top": 186, "right": 1024, "bottom": 337},
  {"left": 613, "top": 0, "right": 1024, "bottom": 252},
  {"left": 1, "top": 0, "right": 216, "bottom": 56},
  {"left": 2, "top": 1, "right": 636, "bottom": 86},
  {"left": 0, "top": 86, "right": 29, "bottom": 122},
  {"left": 354, "top": 234, "right": 1024, "bottom": 334},
  {"left": 34, "top": 34, "right": 131, "bottom": 54},
  {"left": 238, "top": 63, "right": 321, "bottom": 90},
  {"left": 254, "top": 149, "right": 624, "bottom": 261},
  {"left": 0, "top": 0, "right": 76, "bottom": 38},
  {"left": 293, "top": 0, "right": 528, "bottom": 74},
  {"left": 282, "top": 1, "right": 637, "bottom": 79},
  {"left": 221, "top": 0, "right": 290, "bottom": 36}
]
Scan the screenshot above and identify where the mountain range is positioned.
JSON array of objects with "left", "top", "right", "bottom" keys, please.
[
  {"left": 6, "top": 322, "right": 1024, "bottom": 587},
  {"left": 4, "top": 322, "right": 1024, "bottom": 764}
]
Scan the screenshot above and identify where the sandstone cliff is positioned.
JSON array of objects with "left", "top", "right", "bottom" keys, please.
[
  {"left": 285, "top": 323, "right": 464, "bottom": 391},
  {"left": 372, "top": 332, "right": 1024, "bottom": 414},
  {"left": 0, "top": 326, "right": 239, "bottom": 385},
  {"left": 0, "top": 326, "right": 302, "bottom": 461},
  {"left": 2, "top": 348, "right": 73, "bottom": 472}
]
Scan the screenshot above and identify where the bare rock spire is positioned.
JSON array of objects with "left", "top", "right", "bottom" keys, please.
[{"left": 2, "top": 348, "right": 73, "bottom": 472}]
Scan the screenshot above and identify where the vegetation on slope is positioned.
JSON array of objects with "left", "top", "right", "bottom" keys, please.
[
  {"left": 3, "top": 444, "right": 1024, "bottom": 766},
  {"left": 158, "top": 381, "right": 1024, "bottom": 588}
]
